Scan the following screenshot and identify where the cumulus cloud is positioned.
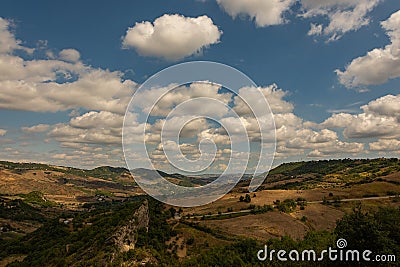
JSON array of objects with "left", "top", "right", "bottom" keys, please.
[
  {"left": 21, "top": 124, "right": 50, "bottom": 133},
  {"left": 285, "top": 129, "right": 338, "bottom": 148},
  {"left": 1, "top": 15, "right": 396, "bottom": 168},
  {"left": 134, "top": 82, "right": 232, "bottom": 117},
  {"left": 0, "top": 17, "right": 136, "bottom": 114},
  {"left": 0, "top": 17, "right": 137, "bottom": 167},
  {"left": 301, "top": 0, "right": 382, "bottom": 41},
  {"left": 0, "top": 18, "right": 21, "bottom": 54},
  {"left": 233, "top": 84, "right": 294, "bottom": 117},
  {"left": 308, "top": 149, "right": 324, "bottom": 158},
  {"left": 46, "top": 111, "right": 137, "bottom": 147},
  {"left": 161, "top": 83, "right": 367, "bottom": 160},
  {"left": 162, "top": 117, "right": 211, "bottom": 139},
  {"left": 0, "top": 54, "right": 83, "bottom": 82},
  {"left": 369, "top": 139, "right": 400, "bottom": 151},
  {"left": 122, "top": 14, "right": 222, "bottom": 60},
  {"left": 48, "top": 123, "right": 122, "bottom": 145},
  {"left": 307, "top": 23, "right": 322, "bottom": 36},
  {"left": 69, "top": 111, "right": 123, "bottom": 129},
  {"left": 322, "top": 93, "right": 400, "bottom": 139},
  {"left": 59, "top": 49, "right": 80, "bottom": 62},
  {"left": 44, "top": 109, "right": 146, "bottom": 156},
  {"left": 322, "top": 113, "right": 399, "bottom": 139},
  {"left": 216, "top": 0, "right": 294, "bottom": 27},
  {"left": 214, "top": 0, "right": 381, "bottom": 39},
  {"left": 336, "top": 10, "right": 400, "bottom": 87},
  {"left": 362, "top": 94, "right": 400, "bottom": 119},
  {"left": 0, "top": 61, "right": 136, "bottom": 113},
  {"left": 308, "top": 141, "right": 365, "bottom": 157},
  {"left": 46, "top": 145, "right": 125, "bottom": 168}
]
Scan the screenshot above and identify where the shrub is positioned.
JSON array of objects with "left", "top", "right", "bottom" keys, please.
[{"left": 186, "top": 237, "right": 195, "bottom": 245}]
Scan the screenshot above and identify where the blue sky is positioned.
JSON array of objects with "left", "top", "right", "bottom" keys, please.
[{"left": 0, "top": 0, "right": 399, "bottom": 171}]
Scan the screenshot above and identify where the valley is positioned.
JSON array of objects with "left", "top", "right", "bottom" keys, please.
[{"left": 1, "top": 158, "right": 400, "bottom": 266}]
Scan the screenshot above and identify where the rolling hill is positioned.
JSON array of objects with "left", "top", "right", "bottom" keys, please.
[{"left": 1, "top": 158, "right": 400, "bottom": 266}]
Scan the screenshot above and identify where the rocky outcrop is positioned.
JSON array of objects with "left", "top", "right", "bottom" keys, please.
[{"left": 110, "top": 200, "right": 149, "bottom": 262}]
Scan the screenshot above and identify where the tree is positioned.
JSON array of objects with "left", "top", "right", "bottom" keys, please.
[
  {"left": 239, "top": 194, "right": 251, "bottom": 203},
  {"left": 335, "top": 205, "right": 400, "bottom": 255},
  {"left": 168, "top": 207, "right": 176, "bottom": 218}
]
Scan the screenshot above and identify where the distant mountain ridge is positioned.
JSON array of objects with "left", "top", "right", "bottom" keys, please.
[{"left": 1, "top": 158, "right": 400, "bottom": 197}]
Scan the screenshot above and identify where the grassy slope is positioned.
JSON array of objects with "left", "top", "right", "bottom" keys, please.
[{"left": 262, "top": 158, "right": 400, "bottom": 190}]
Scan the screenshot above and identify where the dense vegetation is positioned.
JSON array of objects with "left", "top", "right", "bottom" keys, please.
[
  {"left": 0, "top": 198, "right": 45, "bottom": 222},
  {"left": 17, "top": 191, "right": 57, "bottom": 207},
  {"left": 2, "top": 194, "right": 399, "bottom": 266},
  {"left": 181, "top": 206, "right": 400, "bottom": 266},
  {"left": 269, "top": 158, "right": 400, "bottom": 177},
  {"left": 259, "top": 158, "right": 400, "bottom": 190},
  {"left": 0, "top": 161, "right": 130, "bottom": 182},
  {"left": 0, "top": 197, "right": 178, "bottom": 266},
  {"left": 335, "top": 205, "right": 400, "bottom": 259}
]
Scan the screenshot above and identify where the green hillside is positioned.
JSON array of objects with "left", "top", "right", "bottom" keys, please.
[{"left": 260, "top": 158, "right": 400, "bottom": 190}]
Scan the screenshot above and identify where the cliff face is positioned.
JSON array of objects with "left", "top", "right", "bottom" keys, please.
[{"left": 111, "top": 199, "right": 149, "bottom": 256}]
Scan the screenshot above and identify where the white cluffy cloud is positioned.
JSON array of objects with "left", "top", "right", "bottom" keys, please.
[
  {"left": 21, "top": 124, "right": 50, "bottom": 133},
  {"left": 322, "top": 94, "right": 400, "bottom": 139},
  {"left": 214, "top": 0, "right": 382, "bottom": 39},
  {"left": 337, "top": 10, "right": 400, "bottom": 87},
  {"left": 370, "top": 139, "right": 400, "bottom": 152},
  {"left": 0, "top": 13, "right": 398, "bottom": 168},
  {"left": 307, "top": 23, "right": 323, "bottom": 36},
  {"left": 134, "top": 82, "right": 232, "bottom": 117},
  {"left": 122, "top": 14, "right": 222, "bottom": 60},
  {"left": 0, "top": 18, "right": 22, "bottom": 54},
  {"left": 301, "top": 0, "right": 381, "bottom": 41},
  {"left": 0, "top": 17, "right": 136, "bottom": 114},
  {"left": 171, "top": 83, "right": 366, "bottom": 160},
  {"left": 216, "top": 0, "right": 294, "bottom": 27},
  {"left": 59, "top": 49, "right": 80, "bottom": 62},
  {"left": 0, "top": 16, "right": 139, "bottom": 168}
]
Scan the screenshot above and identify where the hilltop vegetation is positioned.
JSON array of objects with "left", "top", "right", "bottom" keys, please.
[
  {"left": 269, "top": 158, "right": 400, "bottom": 176},
  {"left": 258, "top": 158, "right": 400, "bottom": 190},
  {"left": 0, "top": 198, "right": 45, "bottom": 222},
  {"left": 0, "top": 161, "right": 131, "bottom": 182},
  {"left": 2, "top": 158, "right": 400, "bottom": 194}
]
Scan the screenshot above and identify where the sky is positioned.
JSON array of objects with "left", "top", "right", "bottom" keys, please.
[{"left": 0, "top": 0, "right": 399, "bottom": 172}]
